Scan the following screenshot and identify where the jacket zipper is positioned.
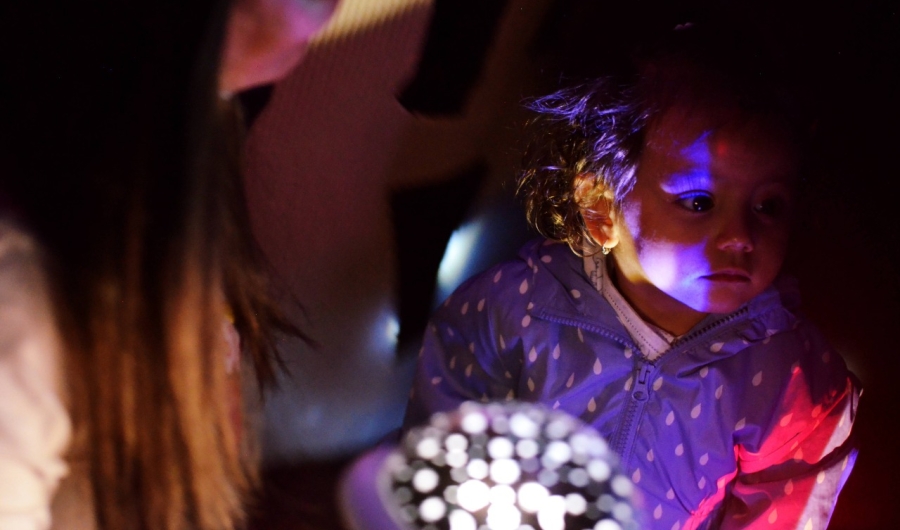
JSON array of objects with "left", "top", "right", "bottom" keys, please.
[
  {"left": 669, "top": 306, "right": 750, "bottom": 349},
  {"left": 539, "top": 305, "right": 752, "bottom": 463},
  {"left": 613, "top": 360, "right": 655, "bottom": 459}
]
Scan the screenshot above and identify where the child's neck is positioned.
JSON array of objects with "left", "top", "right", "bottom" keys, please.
[{"left": 608, "top": 258, "right": 707, "bottom": 336}]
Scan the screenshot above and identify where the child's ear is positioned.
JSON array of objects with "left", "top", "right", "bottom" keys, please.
[{"left": 573, "top": 173, "right": 620, "bottom": 251}]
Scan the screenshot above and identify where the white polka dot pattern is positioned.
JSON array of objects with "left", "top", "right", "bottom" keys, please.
[
  {"left": 406, "top": 239, "right": 858, "bottom": 530},
  {"left": 752, "top": 371, "right": 763, "bottom": 386}
]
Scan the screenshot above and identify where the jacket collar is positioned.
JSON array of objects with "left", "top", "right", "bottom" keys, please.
[{"left": 518, "top": 239, "right": 800, "bottom": 360}]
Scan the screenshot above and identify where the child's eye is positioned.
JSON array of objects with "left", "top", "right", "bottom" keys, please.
[
  {"left": 677, "top": 193, "right": 714, "bottom": 212},
  {"left": 753, "top": 198, "right": 785, "bottom": 217}
]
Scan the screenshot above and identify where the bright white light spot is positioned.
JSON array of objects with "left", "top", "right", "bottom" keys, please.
[
  {"left": 537, "top": 495, "right": 567, "bottom": 530},
  {"left": 568, "top": 432, "right": 592, "bottom": 454},
  {"left": 466, "top": 459, "right": 489, "bottom": 480},
  {"left": 457, "top": 480, "right": 490, "bottom": 511},
  {"left": 461, "top": 412, "right": 488, "bottom": 434},
  {"left": 446, "top": 433, "right": 469, "bottom": 452},
  {"left": 545, "top": 440, "right": 573, "bottom": 465},
  {"left": 517, "top": 482, "right": 549, "bottom": 513},
  {"left": 490, "top": 484, "right": 517, "bottom": 506},
  {"left": 419, "top": 497, "right": 447, "bottom": 522},
  {"left": 449, "top": 509, "right": 477, "bottom": 530},
  {"left": 490, "top": 459, "right": 521, "bottom": 485},
  {"left": 545, "top": 419, "right": 571, "bottom": 439},
  {"left": 413, "top": 468, "right": 440, "bottom": 493},
  {"left": 587, "top": 460, "right": 611, "bottom": 482},
  {"left": 488, "top": 437, "right": 515, "bottom": 459},
  {"left": 510, "top": 413, "right": 540, "bottom": 439},
  {"left": 516, "top": 439, "right": 539, "bottom": 459},
  {"left": 611, "top": 475, "right": 633, "bottom": 497},
  {"left": 417, "top": 438, "right": 441, "bottom": 459},
  {"left": 565, "top": 493, "right": 587, "bottom": 515},
  {"left": 385, "top": 315, "right": 400, "bottom": 348},
  {"left": 487, "top": 503, "right": 522, "bottom": 530},
  {"left": 438, "top": 221, "right": 484, "bottom": 297},
  {"left": 446, "top": 450, "right": 469, "bottom": 468},
  {"left": 594, "top": 520, "right": 624, "bottom": 530}
]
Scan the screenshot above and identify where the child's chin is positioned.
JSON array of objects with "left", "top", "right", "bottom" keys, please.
[{"left": 697, "top": 293, "right": 753, "bottom": 315}]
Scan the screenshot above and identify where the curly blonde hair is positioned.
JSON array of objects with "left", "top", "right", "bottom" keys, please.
[
  {"left": 516, "top": 77, "right": 650, "bottom": 254},
  {"left": 516, "top": 24, "right": 805, "bottom": 256}
]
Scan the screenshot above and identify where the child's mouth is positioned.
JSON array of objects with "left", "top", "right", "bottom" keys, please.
[{"left": 702, "top": 271, "right": 751, "bottom": 283}]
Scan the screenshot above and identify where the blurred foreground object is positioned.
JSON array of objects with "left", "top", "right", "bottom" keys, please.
[{"left": 341, "top": 401, "right": 641, "bottom": 530}]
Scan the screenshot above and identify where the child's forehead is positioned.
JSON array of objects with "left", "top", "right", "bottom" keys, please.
[
  {"left": 642, "top": 103, "right": 799, "bottom": 182},
  {"left": 645, "top": 103, "right": 796, "bottom": 158}
]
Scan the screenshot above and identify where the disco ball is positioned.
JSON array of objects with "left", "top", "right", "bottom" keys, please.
[{"left": 384, "top": 401, "right": 641, "bottom": 530}]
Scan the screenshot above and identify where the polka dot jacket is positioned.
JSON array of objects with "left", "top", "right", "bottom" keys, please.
[{"left": 405, "top": 239, "right": 860, "bottom": 530}]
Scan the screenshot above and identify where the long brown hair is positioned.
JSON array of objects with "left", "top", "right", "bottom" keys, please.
[{"left": 2, "top": 1, "right": 294, "bottom": 528}]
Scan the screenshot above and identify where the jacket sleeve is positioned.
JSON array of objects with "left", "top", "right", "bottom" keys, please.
[
  {"left": 0, "top": 226, "right": 71, "bottom": 530},
  {"left": 403, "top": 268, "right": 523, "bottom": 430},
  {"left": 714, "top": 337, "right": 860, "bottom": 530}
]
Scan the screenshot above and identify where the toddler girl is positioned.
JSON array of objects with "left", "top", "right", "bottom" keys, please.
[{"left": 405, "top": 27, "right": 859, "bottom": 530}]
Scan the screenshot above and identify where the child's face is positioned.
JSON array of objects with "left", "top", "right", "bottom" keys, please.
[{"left": 611, "top": 105, "right": 797, "bottom": 316}]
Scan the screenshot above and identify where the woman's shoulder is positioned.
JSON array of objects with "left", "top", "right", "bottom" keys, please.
[
  {"left": 0, "top": 211, "right": 75, "bottom": 530},
  {"left": 0, "top": 217, "right": 49, "bottom": 311}
]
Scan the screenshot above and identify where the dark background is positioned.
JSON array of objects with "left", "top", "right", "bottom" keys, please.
[{"left": 243, "top": 0, "right": 900, "bottom": 528}]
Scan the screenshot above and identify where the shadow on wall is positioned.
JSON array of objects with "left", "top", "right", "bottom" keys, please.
[
  {"left": 243, "top": 0, "right": 899, "bottom": 528},
  {"left": 243, "top": 0, "right": 542, "bottom": 464}
]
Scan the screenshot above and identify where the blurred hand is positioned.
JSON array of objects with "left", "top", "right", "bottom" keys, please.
[{"left": 219, "top": 0, "right": 339, "bottom": 96}]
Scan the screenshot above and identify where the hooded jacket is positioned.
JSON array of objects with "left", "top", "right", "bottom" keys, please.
[{"left": 406, "top": 238, "right": 859, "bottom": 530}]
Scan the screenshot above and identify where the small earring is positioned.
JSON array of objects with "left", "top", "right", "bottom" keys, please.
[{"left": 601, "top": 245, "right": 611, "bottom": 255}]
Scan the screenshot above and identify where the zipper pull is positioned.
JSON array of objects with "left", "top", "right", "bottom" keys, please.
[{"left": 632, "top": 362, "right": 654, "bottom": 402}]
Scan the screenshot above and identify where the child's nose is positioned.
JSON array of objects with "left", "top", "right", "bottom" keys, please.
[{"left": 716, "top": 213, "right": 754, "bottom": 253}]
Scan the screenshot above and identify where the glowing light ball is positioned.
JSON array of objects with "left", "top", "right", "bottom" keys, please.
[{"left": 385, "top": 401, "right": 640, "bottom": 530}]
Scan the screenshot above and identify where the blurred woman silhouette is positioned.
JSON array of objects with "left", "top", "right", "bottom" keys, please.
[{"left": 0, "top": 1, "right": 336, "bottom": 529}]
